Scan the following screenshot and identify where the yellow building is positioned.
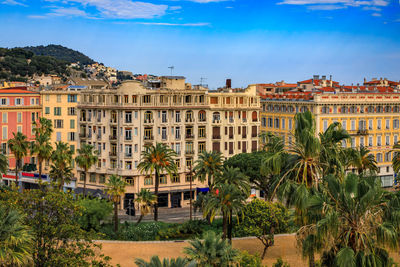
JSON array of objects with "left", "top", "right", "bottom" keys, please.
[
  {"left": 260, "top": 77, "right": 400, "bottom": 187},
  {"left": 40, "top": 85, "right": 83, "bottom": 184}
]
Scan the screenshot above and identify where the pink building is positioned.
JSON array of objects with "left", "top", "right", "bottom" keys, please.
[{"left": 0, "top": 87, "right": 41, "bottom": 170}]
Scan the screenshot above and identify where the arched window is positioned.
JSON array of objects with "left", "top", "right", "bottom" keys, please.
[
  {"left": 385, "top": 106, "right": 391, "bottom": 113},
  {"left": 144, "top": 111, "right": 153, "bottom": 122},
  {"left": 252, "top": 111, "right": 258, "bottom": 122},
  {"left": 212, "top": 112, "right": 220, "bottom": 122},
  {"left": 198, "top": 110, "right": 206, "bottom": 122}
]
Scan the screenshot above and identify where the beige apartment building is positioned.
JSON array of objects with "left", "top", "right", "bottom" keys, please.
[
  {"left": 261, "top": 77, "right": 400, "bottom": 187},
  {"left": 41, "top": 85, "right": 82, "bottom": 187},
  {"left": 77, "top": 76, "right": 260, "bottom": 209}
]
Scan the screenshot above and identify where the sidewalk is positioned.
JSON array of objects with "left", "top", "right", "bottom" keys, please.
[{"left": 118, "top": 207, "right": 203, "bottom": 223}]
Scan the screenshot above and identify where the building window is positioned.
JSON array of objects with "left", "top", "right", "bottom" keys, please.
[
  {"left": 144, "top": 176, "right": 153, "bottom": 185},
  {"left": 54, "top": 120, "right": 63, "bottom": 129},
  {"left": 360, "top": 137, "right": 364, "bottom": 147},
  {"left": 368, "top": 136, "right": 373, "bottom": 147},
  {"left": 15, "top": 98, "right": 22, "bottom": 105},
  {"left": 159, "top": 174, "right": 167, "bottom": 184},
  {"left": 323, "top": 120, "right": 328, "bottom": 131},
  {"left": 17, "top": 112, "right": 22, "bottom": 123},
  {"left": 45, "top": 107, "right": 50, "bottom": 114},
  {"left": 125, "top": 177, "right": 134, "bottom": 185},
  {"left": 198, "top": 126, "right": 206, "bottom": 138},
  {"left": 56, "top": 132, "right": 61, "bottom": 141},
  {"left": 2, "top": 113, "right": 6, "bottom": 123},
  {"left": 70, "top": 119, "right": 75, "bottom": 129},
  {"left": 54, "top": 107, "right": 62, "bottom": 116},
  {"left": 376, "top": 153, "right": 383, "bottom": 163},
  {"left": 377, "top": 136, "right": 382, "bottom": 146},
  {"left": 99, "top": 175, "right": 106, "bottom": 184},
  {"left": 57, "top": 95, "right": 61, "bottom": 103},
  {"left": 68, "top": 95, "right": 77, "bottom": 103},
  {"left": 17, "top": 126, "right": 22, "bottom": 133},
  {"left": 175, "top": 159, "right": 180, "bottom": 168},
  {"left": 351, "top": 120, "right": 356, "bottom": 131},
  {"left": 125, "top": 161, "right": 132, "bottom": 170},
  {"left": 90, "top": 173, "right": 96, "bottom": 183},
  {"left": 377, "top": 120, "right": 382, "bottom": 130},
  {"left": 68, "top": 132, "right": 75, "bottom": 141},
  {"left": 368, "top": 119, "right": 373, "bottom": 130},
  {"left": 342, "top": 120, "right": 347, "bottom": 130},
  {"left": 172, "top": 174, "right": 180, "bottom": 183},
  {"left": 186, "top": 158, "right": 192, "bottom": 168},
  {"left": 386, "top": 135, "right": 390, "bottom": 146},
  {"left": 80, "top": 172, "right": 85, "bottom": 181},
  {"left": 125, "top": 112, "right": 132, "bottom": 123},
  {"left": 198, "top": 142, "right": 206, "bottom": 153}
]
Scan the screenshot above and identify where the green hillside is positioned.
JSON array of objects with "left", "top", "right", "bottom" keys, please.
[
  {"left": 23, "top": 44, "right": 95, "bottom": 65},
  {"left": 0, "top": 48, "right": 69, "bottom": 82}
]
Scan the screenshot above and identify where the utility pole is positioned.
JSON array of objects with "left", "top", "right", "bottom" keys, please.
[
  {"left": 168, "top": 66, "right": 174, "bottom": 76},
  {"left": 200, "top": 77, "right": 207, "bottom": 87}
]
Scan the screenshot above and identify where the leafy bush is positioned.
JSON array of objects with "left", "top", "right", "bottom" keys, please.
[
  {"left": 77, "top": 198, "right": 112, "bottom": 232},
  {"left": 157, "top": 219, "right": 223, "bottom": 240},
  {"left": 272, "top": 258, "right": 290, "bottom": 267},
  {"left": 238, "top": 251, "right": 263, "bottom": 267}
]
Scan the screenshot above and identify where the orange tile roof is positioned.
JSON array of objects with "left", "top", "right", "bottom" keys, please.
[{"left": 0, "top": 87, "right": 38, "bottom": 94}]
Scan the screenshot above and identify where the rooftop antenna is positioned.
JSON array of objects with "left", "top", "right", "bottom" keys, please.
[
  {"left": 168, "top": 66, "right": 174, "bottom": 76},
  {"left": 200, "top": 77, "right": 207, "bottom": 87}
]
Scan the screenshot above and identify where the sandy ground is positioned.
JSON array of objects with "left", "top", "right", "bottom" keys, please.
[
  {"left": 97, "top": 234, "right": 307, "bottom": 266},
  {"left": 97, "top": 234, "right": 400, "bottom": 266}
]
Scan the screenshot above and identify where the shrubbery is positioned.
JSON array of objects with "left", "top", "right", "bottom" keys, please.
[{"left": 78, "top": 197, "right": 112, "bottom": 232}]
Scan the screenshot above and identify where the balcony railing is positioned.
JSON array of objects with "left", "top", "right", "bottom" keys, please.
[
  {"left": 144, "top": 119, "right": 154, "bottom": 124},
  {"left": 185, "top": 134, "right": 194, "bottom": 139},
  {"left": 125, "top": 153, "right": 132, "bottom": 158},
  {"left": 212, "top": 135, "right": 221, "bottom": 139},
  {"left": 109, "top": 152, "right": 117, "bottom": 157},
  {"left": 125, "top": 136, "right": 132, "bottom": 141},
  {"left": 212, "top": 119, "right": 221, "bottom": 124},
  {"left": 185, "top": 150, "right": 195, "bottom": 155},
  {"left": 109, "top": 135, "right": 117, "bottom": 140},
  {"left": 144, "top": 135, "right": 154, "bottom": 141},
  {"left": 110, "top": 119, "right": 117, "bottom": 124},
  {"left": 185, "top": 118, "right": 194, "bottom": 123}
]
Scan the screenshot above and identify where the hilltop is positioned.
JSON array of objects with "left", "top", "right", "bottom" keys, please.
[
  {"left": 0, "top": 47, "right": 69, "bottom": 82},
  {"left": 22, "top": 44, "right": 95, "bottom": 65}
]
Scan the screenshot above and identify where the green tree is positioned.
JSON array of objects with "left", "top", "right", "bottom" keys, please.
[
  {"left": 391, "top": 142, "right": 400, "bottom": 175},
  {"left": 194, "top": 150, "right": 223, "bottom": 190},
  {"left": 135, "top": 188, "right": 157, "bottom": 225},
  {"left": 104, "top": 174, "right": 127, "bottom": 232},
  {"left": 184, "top": 231, "right": 239, "bottom": 267},
  {"left": 135, "top": 256, "right": 195, "bottom": 267},
  {"left": 0, "top": 149, "right": 8, "bottom": 178},
  {"left": 50, "top": 141, "right": 74, "bottom": 190},
  {"left": 347, "top": 146, "right": 378, "bottom": 175},
  {"left": 204, "top": 184, "right": 246, "bottom": 240},
  {"left": 7, "top": 132, "right": 29, "bottom": 186},
  {"left": 31, "top": 118, "right": 53, "bottom": 184},
  {"left": 75, "top": 143, "right": 98, "bottom": 197},
  {"left": 215, "top": 166, "right": 250, "bottom": 241},
  {"left": 0, "top": 187, "right": 112, "bottom": 266},
  {"left": 240, "top": 199, "right": 288, "bottom": 259},
  {"left": 138, "top": 143, "right": 177, "bottom": 221},
  {"left": 0, "top": 205, "right": 33, "bottom": 266},
  {"left": 77, "top": 198, "right": 113, "bottom": 232},
  {"left": 299, "top": 173, "right": 400, "bottom": 267}
]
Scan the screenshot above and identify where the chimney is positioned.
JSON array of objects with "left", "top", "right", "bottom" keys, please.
[
  {"left": 330, "top": 75, "right": 332, "bottom": 81},
  {"left": 226, "top": 79, "right": 231, "bottom": 88},
  {"left": 313, "top": 75, "right": 319, "bottom": 80},
  {"left": 322, "top": 75, "right": 326, "bottom": 80}
]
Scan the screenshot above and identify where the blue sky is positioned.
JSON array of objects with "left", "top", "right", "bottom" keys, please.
[{"left": 0, "top": 0, "right": 399, "bottom": 88}]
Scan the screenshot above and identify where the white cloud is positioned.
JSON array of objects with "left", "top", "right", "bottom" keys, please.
[
  {"left": 277, "top": 0, "right": 389, "bottom": 13},
  {"left": 137, "top": 22, "right": 210, "bottom": 26},
  {"left": 187, "top": 0, "right": 229, "bottom": 2},
  {"left": 169, "top": 6, "right": 182, "bottom": 10},
  {"left": 371, "top": 12, "right": 381, "bottom": 16},
  {"left": 48, "top": 7, "right": 87, "bottom": 17},
  {"left": 308, "top": 4, "right": 347, "bottom": 9},
  {"left": 1, "top": 0, "right": 27, "bottom": 6},
  {"left": 46, "top": 0, "right": 168, "bottom": 19}
]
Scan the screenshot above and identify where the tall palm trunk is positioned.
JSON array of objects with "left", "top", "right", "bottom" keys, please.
[
  {"left": 38, "top": 158, "right": 43, "bottom": 184},
  {"left": 114, "top": 201, "right": 119, "bottom": 232},
  {"left": 154, "top": 170, "right": 159, "bottom": 221},
  {"left": 83, "top": 169, "right": 87, "bottom": 197},
  {"left": 15, "top": 158, "right": 19, "bottom": 187},
  {"left": 308, "top": 253, "right": 315, "bottom": 267},
  {"left": 222, "top": 213, "right": 227, "bottom": 240},
  {"left": 227, "top": 213, "right": 233, "bottom": 243},
  {"left": 136, "top": 214, "right": 145, "bottom": 225}
]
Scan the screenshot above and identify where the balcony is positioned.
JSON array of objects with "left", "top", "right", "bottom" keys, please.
[
  {"left": 242, "top": 134, "right": 247, "bottom": 139},
  {"left": 109, "top": 152, "right": 117, "bottom": 157},
  {"left": 185, "top": 118, "right": 194, "bottom": 123},
  {"left": 109, "top": 135, "right": 117, "bottom": 141},
  {"left": 198, "top": 135, "right": 206, "bottom": 139},
  {"left": 242, "top": 118, "right": 247, "bottom": 123},
  {"left": 144, "top": 135, "right": 154, "bottom": 141},
  {"left": 185, "top": 150, "right": 195, "bottom": 155},
  {"left": 349, "top": 129, "right": 368, "bottom": 136},
  {"left": 79, "top": 133, "right": 86, "bottom": 138},
  {"left": 185, "top": 134, "right": 194, "bottom": 139},
  {"left": 212, "top": 119, "right": 221, "bottom": 124},
  {"left": 229, "top": 118, "right": 234, "bottom": 123},
  {"left": 125, "top": 120, "right": 132, "bottom": 124},
  {"left": 125, "top": 136, "right": 132, "bottom": 142},
  {"left": 97, "top": 135, "right": 102, "bottom": 140},
  {"left": 212, "top": 135, "right": 221, "bottom": 139},
  {"left": 110, "top": 119, "right": 117, "bottom": 124},
  {"left": 144, "top": 119, "right": 154, "bottom": 124},
  {"left": 125, "top": 153, "right": 132, "bottom": 158}
]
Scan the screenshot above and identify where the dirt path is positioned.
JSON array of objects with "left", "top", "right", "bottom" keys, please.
[
  {"left": 97, "top": 235, "right": 400, "bottom": 267},
  {"left": 97, "top": 234, "right": 305, "bottom": 266}
]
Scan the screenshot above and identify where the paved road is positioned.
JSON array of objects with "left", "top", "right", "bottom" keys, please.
[{"left": 118, "top": 207, "right": 203, "bottom": 223}]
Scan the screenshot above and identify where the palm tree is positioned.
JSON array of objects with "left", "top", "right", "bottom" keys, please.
[
  {"left": 215, "top": 166, "right": 250, "bottom": 241},
  {"left": 135, "top": 256, "right": 195, "bottom": 267},
  {"left": 392, "top": 142, "right": 400, "bottom": 175},
  {"left": 347, "top": 145, "right": 378, "bottom": 175},
  {"left": 75, "top": 144, "right": 98, "bottom": 197},
  {"left": 184, "top": 231, "right": 239, "bottom": 267},
  {"left": 134, "top": 188, "right": 157, "bottom": 225},
  {"left": 138, "top": 143, "right": 177, "bottom": 221},
  {"left": 204, "top": 184, "right": 246, "bottom": 240},
  {"left": 8, "top": 132, "right": 29, "bottom": 186},
  {"left": 0, "top": 205, "right": 33, "bottom": 266},
  {"left": 299, "top": 173, "right": 400, "bottom": 266},
  {"left": 50, "top": 142, "right": 74, "bottom": 190},
  {"left": 193, "top": 150, "right": 223, "bottom": 190},
  {"left": 104, "top": 174, "right": 127, "bottom": 232},
  {"left": 31, "top": 118, "right": 53, "bottom": 184}
]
